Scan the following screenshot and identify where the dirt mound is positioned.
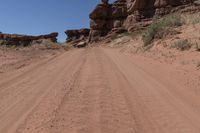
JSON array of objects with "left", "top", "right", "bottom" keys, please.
[{"left": 0, "top": 39, "right": 64, "bottom": 74}]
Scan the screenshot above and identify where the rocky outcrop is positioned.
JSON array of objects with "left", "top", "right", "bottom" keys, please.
[
  {"left": 65, "top": 28, "right": 90, "bottom": 47},
  {"left": 125, "top": 0, "right": 194, "bottom": 31},
  {"left": 0, "top": 32, "right": 58, "bottom": 46},
  {"left": 88, "top": 0, "right": 198, "bottom": 41},
  {"left": 65, "top": 28, "right": 90, "bottom": 43},
  {"left": 89, "top": 0, "right": 127, "bottom": 42}
]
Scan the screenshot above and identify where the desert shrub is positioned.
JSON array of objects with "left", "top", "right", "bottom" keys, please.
[
  {"left": 0, "top": 40, "right": 3, "bottom": 45},
  {"left": 182, "top": 13, "right": 200, "bottom": 25},
  {"left": 110, "top": 33, "right": 121, "bottom": 40},
  {"left": 111, "top": 34, "right": 119, "bottom": 40},
  {"left": 111, "top": 32, "right": 131, "bottom": 40},
  {"left": 142, "top": 15, "right": 183, "bottom": 47},
  {"left": 190, "top": 14, "right": 200, "bottom": 25},
  {"left": 62, "top": 44, "right": 72, "bottom": 51},
  {"left": 173, "top": 39, "right": 192, "bottom": 51},
  {"left": 120, "top": 32, "right": 131, "bottom": 37},
  {"left": 192, "top": 18, "right": 200, "bottom": 25}
]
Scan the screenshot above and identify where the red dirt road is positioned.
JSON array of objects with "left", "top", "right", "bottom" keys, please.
[{"left": 0, "top": 47, "right": 200, "bottom": 133}]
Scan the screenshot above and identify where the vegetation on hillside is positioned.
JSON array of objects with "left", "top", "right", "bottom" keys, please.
[
  {"left": 172, "top": 39, "right": 192, "bottom": 51},
  {"left": 142, "top": 15, "right": 183, "bottom": 47}
]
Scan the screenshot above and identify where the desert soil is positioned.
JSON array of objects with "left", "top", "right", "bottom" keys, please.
[{"left": 0, "top": 47, "right": 200, "bottom": 133}]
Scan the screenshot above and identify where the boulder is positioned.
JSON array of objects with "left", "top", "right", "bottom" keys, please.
[
  {"left": 76, "top": 41, "right": 87, "bottom": 48},
  {"left": 194, "top": 0, "right": 200, "bottom": 5}
]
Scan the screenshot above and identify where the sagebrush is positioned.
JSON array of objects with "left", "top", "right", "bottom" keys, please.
[
  {"left": 142, "top": 15, "right": 183, "bottom": 47},
  {"left": 173, "top": 39, "right": 192, "bottom": 51}
]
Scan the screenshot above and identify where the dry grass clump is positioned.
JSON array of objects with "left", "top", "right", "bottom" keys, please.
[
  {"left": 182, "top": 13, "right": 200, "bottom": 25},
  {"left": 172, "top": 39, "right": 192, "bottom": 51},
  {"left": 142, "top": 15, "right": 183, "bottom": 47}
]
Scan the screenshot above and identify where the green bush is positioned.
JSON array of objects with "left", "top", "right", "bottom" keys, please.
[
  {"left": 142, "top": 15, "right": 183, "bottom": 47},
  {"left": 173, "top": 39, "right": 192, "bottom": 51}
]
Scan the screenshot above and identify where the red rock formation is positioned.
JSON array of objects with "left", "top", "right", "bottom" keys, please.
[
  {"left": 125, "top": 0, "right": 195, "bottom": 31},
  {"left": 64, "top": 28, "right": 90, "bottom": 47},
  {"left": 0, "top": 32, "right": 58, "bottom": 46},
  {"left": 89, "top": 0, "right": 198, "bottom": 41},
  {"left": 65, "top": 28, "right": 90, "bottom": 43},
  {"left": 89, "top": 0, "right": 127, "bottom": 42}
]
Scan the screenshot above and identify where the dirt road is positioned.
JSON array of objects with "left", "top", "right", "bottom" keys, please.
[{"left": 0, "top": 47, "right": 200, "bottom": 133}]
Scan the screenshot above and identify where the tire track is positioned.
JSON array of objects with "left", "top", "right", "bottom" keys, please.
[
  {"left": 0, "top": 49, "right": 85, "bottom": 133},
  {"left": 102, "top": 47, "right": 200, "bottom": 133}
]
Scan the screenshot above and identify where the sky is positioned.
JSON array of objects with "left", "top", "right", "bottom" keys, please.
[{"left": 0, "top": 0, "right": 115, "bottom": 42}]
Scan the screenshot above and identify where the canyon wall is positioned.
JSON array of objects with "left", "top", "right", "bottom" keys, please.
[
  {"left": 65, "top": 29, "right": 90, "bottom": 43},
  {"left": 89, "top": 0, "right": 197, "bottom": 42},
  {"left": 65, "top": 0, "right": 199, "bottom": 44},
  {"left": 89, "top": 0, "right": 127, "bottom": 41}
]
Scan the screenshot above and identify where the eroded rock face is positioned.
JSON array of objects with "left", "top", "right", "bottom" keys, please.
[
  {"left": 65, "top": 28, "right": 90, "bottom": 43},
  {"left": 65, "top": 28, "right": 90, "bottom": 47},
  {"left": 89, "top": 0, "right": 127, "bottom": 42},
  {"left": 0, "top": 32, "right": 58, "bottom": 46},
  {"left": 88, "top": 0, "right": 197, "bottom": 41},
  {"left": 125, "top": 0, "right": 194, "bottom": 31},
  {"left": 126, "top": 0, "right": 193, "bottom": 15}
]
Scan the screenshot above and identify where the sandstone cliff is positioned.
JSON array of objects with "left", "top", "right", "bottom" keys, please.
[
  {"left": 64, "top": 0, "right": 199, "bottom": 45},
  {"left": 89, "top": 0, "right": 127, "bottom": 42},
  {"left": 65, "top": 29, "right": 90, "bottom": 42},
  {"left": 65, "top": 28, "right": 90, "bottom": 47},
  {"left": 88, "top": 0, "right": 199, "bottom": 42},
  {"left": 0, "top": 32, "right": 58, "bottom": 46}
]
